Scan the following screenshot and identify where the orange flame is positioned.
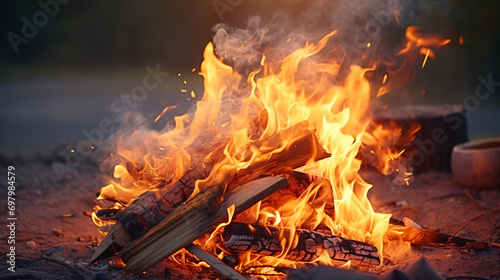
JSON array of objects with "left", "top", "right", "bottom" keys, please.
[
  {"left": 92, "top": 25, "right": 450, "bottom": 275},
  {"left": 378, "top": 26, "right": 450, "bottom": 97},
  {"left": 360, "top": 120, "right": 420, "bottom": 185},
  {"left": 154, "top": 105, "right": 178, "bottom": 123}
]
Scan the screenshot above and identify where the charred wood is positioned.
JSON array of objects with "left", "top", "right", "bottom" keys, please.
[
  {"left": 220, "top": 223, "right": 380, "bottom": 267},
  {"left": 386, "top": 224, "right": 488, "bottom": 250},
  {"left": 121, "top": 176, "right": 288, "bottom": 273},
  {"left": 91, "top": 122, "right": 330, "bottom": 263}
]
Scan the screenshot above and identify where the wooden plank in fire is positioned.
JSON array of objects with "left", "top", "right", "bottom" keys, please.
[
  {"left": 90, "top": 121, "right": 331, "bottom": 263},
  {"left": 121, "top": 176, "right": 289, "bottom": 273},
  {"left": 185, "top": 244, "right": 248, "bottom": 280}
]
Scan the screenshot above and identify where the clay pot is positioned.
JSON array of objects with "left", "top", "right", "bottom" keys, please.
[{"left": 451, "top": 138, "right": 500, "bottom": 190}]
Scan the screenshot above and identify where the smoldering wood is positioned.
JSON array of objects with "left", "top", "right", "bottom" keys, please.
[
  {"left": 120, "top": 181, "right": 225, "bottom": 273},
  {"left": 94, "top": 170, "right": 335, "bottom": 262},
  {"left": 222, "top": 255, "right": 239, "bottom": 267},
  {"left": 220, "top": 223, "right": 380, "bottom": 267},
  {"left": 89, "top": 222, "right": 133, "bottom": 264},
  {"left": 115, "top": 165, "right": 213, "bottom": 240},
  {"left": 89, "top": 166, "right": 212, "bottom": 263},
  {"left": 91, "top": 122, "right": 330, "bottom": 263},
  {"left": 121, "top": 176, "right": 289, "bottom": 273},
  {"left": 386, "top": 224, "right": 488, "bottom": 250},
  {"left": 96, "top": 209, "right": 120, "bottom": 220}
]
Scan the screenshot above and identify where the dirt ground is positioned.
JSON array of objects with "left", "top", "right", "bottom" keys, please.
[{"left": 0, "top": 142, "right": 499, "bottom": 279}]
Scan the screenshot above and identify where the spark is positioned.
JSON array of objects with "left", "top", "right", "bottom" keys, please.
[
  {"left": 181, "top": 89, "right": 187, "bottom": 93},
  {"left": 367, "top": 42, "right": 371, "bottom": 48},
  {"left": 183, "top": 80, "right": 187, "bottom": 85},
  {"left": 404, "top": 177, "right": 411, "bottom": 186},
  {"left": 191, "top": 91, "right": 196, "bottom": 98},
  {"left": 192, "top": 67, "right": 196, "bottom": 72},
  {"left": 154, "top": 105, "right": 178, "bottom": 123},
  {"left": 178, "top": 73, "right": 181, "bottom": 77},
  {"left": 286, "top": 37, "right": 291, "bottom": 43},
  {"left": 70, "top": 149, "right": 75, "bottom": 153},
  {"left": 90, "top": 145, "right": 95, "bottom": 150},
  {"left": 382, "top": 74, "right": 388, "bottom": 85},
  {"left": 422, "top": 48, "right": 430, "bottom": 68}
]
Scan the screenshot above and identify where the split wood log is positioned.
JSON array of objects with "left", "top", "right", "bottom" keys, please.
[
  {"left": 90, "top": 122, "right": 330, "bottom": 263},
  {"left": 185, "top": 244, "right": 248, "bottom": 280},
  {"left": 115, "top": 165, "right": 213, "bottom": 240},
  {"left": 220, "top": 223, "right": 380, "bottom": 267},
  {"left": 121, "top": 176, "right": 288, "bottom": 273},
  {"left": 386, "top": 224, "right": 488, "bottom": 250},
  {"left": 89, "top": 166, "right": 212, "bottom": 263}
]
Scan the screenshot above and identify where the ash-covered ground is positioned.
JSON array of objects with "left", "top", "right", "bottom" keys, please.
[{"left": 0, "top": 143, "right": 498, "bottom": 279}]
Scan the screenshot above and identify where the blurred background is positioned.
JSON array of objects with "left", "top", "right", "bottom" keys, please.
[{"left": 1, "top": 0, "right": 499, "bottom": 152}]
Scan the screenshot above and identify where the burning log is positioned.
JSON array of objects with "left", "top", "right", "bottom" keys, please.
[
  {"left": 220, "top": 223, "right": 380, "bottom": 267},
  {"left": 387, "top": 223, "right": 488, "bottom": 250},
  {"left": 121, "top": 176, "right": 288, "bottom": 273},
  {"left": 225, "top": 122, "right": 331, "bottom": 188},
  {"left": 91, "top": 122, "right": 330, "bottom": 263},
  {"left": 90, "top": 166, "right": 213, "bottom": 263},
  {"left": 115, "top": 165, "right": 213, "bottom": 239}
]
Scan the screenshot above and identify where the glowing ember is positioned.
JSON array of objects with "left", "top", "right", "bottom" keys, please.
[
  {"left": 422, "top": 48, "right": 431, "bottom": 69},
  {"left": 154, "top": 105, "right": 178, "bottom": 123}
]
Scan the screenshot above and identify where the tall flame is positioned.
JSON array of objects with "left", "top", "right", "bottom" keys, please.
[{"left": 93, "top": 25, "right": 450, "bottom": 275}]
